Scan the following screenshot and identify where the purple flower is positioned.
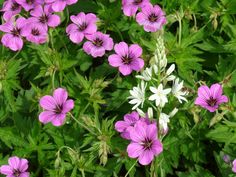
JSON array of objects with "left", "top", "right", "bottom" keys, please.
[
  {"left": 28, "top": 5, "right": 61, "bottom": 30},
  {"left": 66, "top": 12, "right": 98, "bottom": 44},
  {"left": 136, "top": 4, "right": 166, "bottom": 32},
  {"left": 122, "top": 0, "right": 150, "bottom": 16},
  {"left": 45, "top": 0, "right": 77, "bottom": 12},
  {"left": 21, "top": 23, "right": 48, "bottom": 44},
  {"left": 0, "top": 17, "right": 26, "bottom": 51},
  {"left": 83, "top": 32, "right": 114, "bottom": 58},
  {"left": 108, "top": 42, "right": 144, "bottom": 76},
  {"left": 1, "top": 0, "right": 21, "bottom": 21},
  {"left": 232, "top": 159, "right": 236, "bottom": 173},
  {"left": 127, "top": 121, "right": 163, "bottom": 165},
  {"left": 115, "top": 111, "right": 140, "bottom": 140},
  {"left": 195, "top": 83, "right": 228, "bottom": 112},
  {"left": 15, "top": 0, "right": 42, "bottom": 11},
  {"left": 39, "top": 88, "right": 74, "bottom": 126},
  {"left": 0, "top": 156, "right": 29, "bottom": 177}
]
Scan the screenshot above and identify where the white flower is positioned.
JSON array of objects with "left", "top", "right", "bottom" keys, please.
[
  {"left": 128, "top": 81, "right": 147, "bottom": 110},
  {"left": 136, "top": 65, "right": 158, "bottom": 81},
  {"left": 165, "top": 64, "right": 176, "bottom": 81},
  {"left": 149, "top": 84, "right": 171, "bottom": 107},
  {"left": 172, "top": 78, "right": 188, "bottom": 103},
  {"left": 159, "top": 113, "right": 170, "bottom": 133},
  {"left": 169, "top": 108, "right": 178, "bottom": 117}
]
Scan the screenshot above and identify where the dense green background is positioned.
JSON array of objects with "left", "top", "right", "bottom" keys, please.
[{"left": 0, "top": 0, "right": 236, "bottom": 176}]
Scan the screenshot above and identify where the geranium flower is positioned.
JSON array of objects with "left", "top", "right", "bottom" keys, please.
[
  {"left": 127, "top": 121, "right": 163, "bottom": 165},
  {"left": 21, "top": 23, "right": 48, "bottom": 44},
  {"left": 232, "top": 159, "right": 236, "bottom": 173},
  {"left": 195, "top": 83, "right": 228, "bottom": 112},
  {"left": 1, "top": 0, "right": 21, "bottom": 21},
  {"left": 39, "top": 88, "right": 74, "bottom": 126},
  {"left": 122, "top": 0, "right": 150, "bottom": 16},
  {"left": 28, "top": 5, "right": 61, "bottom": 30},
  {"left": 0, "top": 156, "right": 29, "bottom": 177},
  {"left": 115, "top": 111, "right": 140, "bottom": 140},
  {"left": 149, "top": 84, "right": 171, "bottom": 107},
  {"left": 108, "top": 42, "right": 144, "bottom": 76},
  {"left": 83, "top": 32, "right": 114, "bottom": 58},
  {"left": 66, "top": 12, "right": 97, "bottom": 44},
  {"left": 15, "top": 0, "right": 42, "bottom": 11},
  {"left": 136, "top": 4, "right": 166, "bottom": 32},
  {"left": 45, "top": 0, "right": 77, "bottom": 12},
  {"left": 0, "top": 17, "right": 26, "bottom": 51}
]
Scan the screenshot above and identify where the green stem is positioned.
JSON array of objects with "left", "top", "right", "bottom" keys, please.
[
  {"left": 52, "top": 69, "right": 56, "bottom": 90},
  {"left": 80, "top": 169, "right": 85, "bottom": 177},
  {"left": 68, "top": 112, "right": 97, "bottom": 136},
  {"left": 124, "top": 160, "right": 138, "bottom": 177},
  {"left": 177, "top": 13, "right": 182, "bottom": 45}
]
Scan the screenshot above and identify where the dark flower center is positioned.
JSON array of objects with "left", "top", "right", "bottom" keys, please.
[
  {"left": 78, "top": 22, "right": 88, "bottom": 31},
  {"left": 11, "top": 2, "right": 20, "bottom": 11},
  {"left": 93, "top": 38, "right": 103, "bottom": 47},
  {"left": 31, "top": 28, "right": 40, "bottom": 36},
  {"left": 148, "top": 13, "right": 158, "bottom": 23},
  {"left": 133, "top": 0, "right": 142, "bottom": 5},
  {"left": 39, "top": 14, "right": 49, "bottom": 24},
  {"left": 54, "top": 105, "right": 63, "bottom": 114},
  {"left": 13, "top": 169, "right": 21, "bottom": 177},
  {"left": 11, "top": 27, "right": 21, "bottom": 36},
  {"left": 207, "top": 97, "right": 217, "bottom": 107},
  {"left": 26, "top": 0, "right": 34, "bottom": 5},
  {"left": 142, "top": 138, "right": 153, "bottom": 150},
  {"left": 122, "top": 55, "right": 133, "bottom": 64}
]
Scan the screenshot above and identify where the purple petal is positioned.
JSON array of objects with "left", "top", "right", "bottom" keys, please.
[
  {"left": 151, "top": 140, "right": 163, "bottom": 155},
  {"left": 66, "top": 0, "right": 77, "bottom": 5},
  {"left": 198, "top": 85, "right": 211, "bottom": 100},
  {"left": 138, "top": 150, "right": 154, "bottom": 165},
  {"left": 39, "top": 95, "right": 56, "bottom": 110},
  {"left": 124, "top": 111, "right": 140, "bottom": 123},
  {"left": 232, "top": 160, "right": 236, "bottom": 173},
  {"left": 119, "top": 65, "right": 132, "bottom": 76},
  {"left": 129, "top": 44, "right": 142, "bottom": 58},
  {"left": 123, "top": 5, "right": 138, "bottom": 16},
  {"left": 130, "top": 58, "right": 144, "bottom": 71},
  {"left": 129, "top": 122, "right": 147, "bottom": 142},
  {"left": 195, "top": 97, "right": 207, "bottom": 107},
  {"left": 0, "top": 22, "right": 13, "bottom": 33},
  {"left": 90, "top": 47, "right": 106, "bottom": 58},
  {"left": 62, "top": 99, "right": 74, "bottom": 113},
  {"left": 210, "top": 83, "right": 222, "bottom": 99},
  {"left": 143, "top": 23, "right": 158, "bottom": 32},
  {"left": 146, "top": 124, "right": 157, "bottom": 140},
  {"left": 70, "top": 12, "right": 85, "bottom": 25},
  {"left": 205, "top": 105, "right": 218, "bottom": 112},
  {"left": 217, "top": 95, "right": 228, "bottom": 104},
  {"left": 16, "top": 17, "right": 27, "bottom": 29},
  {"left": 8, "top": 36, "right": 23, "bottom": 51},
  {"left": 8, "top": 156, "right": 20, "bottom": 169},
  {"left": 127, "top": 142, "right": 144, "bottom": 158},
  {"left": 108, "top": 54, "right": 123, "bottom": 67},
  {"left": 69, "top": 31, "right": 84, "bottom": 44},
  {"left": 51, "top": 0, "right": 66, "bottom": 12},
  {"left": 30, "top": 5, "right": 43, "bottom": 17},
  {"left": 84, "top": 24, "right": 97, "bottom": 34},
  {"left": 1, "top": 34, "right": 12, "bottom": 48},
  {"left": 86, "top": 13, "right": 97, "bottom": 23},
  {"left": 0, "top": 165, "right": 13, "bottom": 175},
  {"left": 114, "top": 42, "right": 128, "bottom": 57},
  {"left": 83, "top": 41, "right": 93, "bottom": 55},
  {"left": 51, "top": 113, "right": 66, "bottom": 126},
  {"left": 136, "top": 12, "right": 147, "bottom": 25},
  {"left": 103, "top": 37, "right": 114, "bottom": 51},
  {"left": 39, "top": 111, "right": 56, "bottom": 124},
  {"left": 66, "top": 24, "right": 78, "bottom": 34},
  {"left": 47, "top": 14, "right": 60, "bottom": 27},
  {"left": 115, "top": 121, "right": 129, "bottom": 132},
  {"left": 18, "top": 159, "right": 28, "bottom": 172},
  {"left": 53, "top": 88, "right": 68, "bottom": 106}
]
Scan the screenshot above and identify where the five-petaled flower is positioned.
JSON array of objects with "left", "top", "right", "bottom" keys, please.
[
  {"left": 1, "top": 0, "right": 21, "bottom": 21},
  {"left": 0, "top": 17, "right": 26, "bottom": 51},
  {"left": 136, "top": 3, "right": 166, "bottom": 32},
  {"left": 195, "top": 83, "right": 228, "bottom": 112},
  {"left": 45, "top": 0, "right": 77, "bottom": 12},
  {"left": 83, "top": 32, "right": 114, "bottom": 58},
  {"left": 39, "top": 88, "right": 74, "bottom": 126},
  {"left": 108, "top": 42, "right": 144, "bottom": 76},
  {"left": 0, "top": 156, "right": 30, "bottom": 177},
  {"left": 66, "top": 12, "right": 98, "bottom": 44},
  {"left": 127, "top": 121, "right": 163, "bottom": 165}
]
